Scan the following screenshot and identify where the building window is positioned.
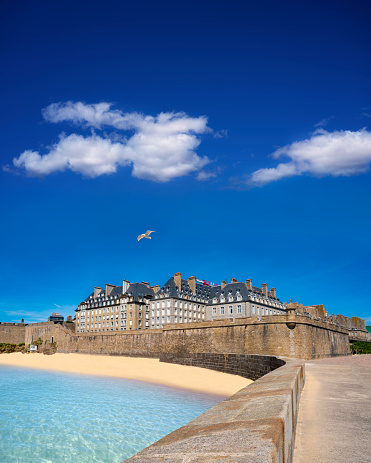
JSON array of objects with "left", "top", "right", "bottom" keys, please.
[
  {"left": 237, "top": 305, "right": 242, "bottom": 314},
  {"left": 229, "top": 306, "right": 233, "bottom": 315},
  {"left": 212, "top": 307, "right": 216, "bottom": 315},
  {"left": 221, "top": 307, "right": 225, "bottom": 315}
]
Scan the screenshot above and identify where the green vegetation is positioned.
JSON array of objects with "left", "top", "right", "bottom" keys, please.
[
  {"left": 32, "top": 338, "right": 43, "bottom": 346},
  {"left": 350, "top": 341, "right": 371, "bottom": 354},
  {"left": 0, "top": 343, "right": 26, "bottom": 353}
]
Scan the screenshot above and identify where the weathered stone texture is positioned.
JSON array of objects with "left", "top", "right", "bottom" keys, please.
[
  {"left": 3, "top": 314, "right": 351, "bottom": 360},
  {"left": 161, "top": 316, "right": 350, "bottom": 360},
  {"left": 124, "top": 358, "right": 305, "bottom": 463},
  {"left": 0, "top": 324, "right": 26, "bottom": 345},
  {"left": 160, "top": 353, "right": 285, "bottom": 381}
]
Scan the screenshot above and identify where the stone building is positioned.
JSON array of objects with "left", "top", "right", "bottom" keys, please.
[
  {"left": 206, "top": 278, "right": 286, "bottom": 320},
  {"left": 150, "top": 272, "right": 286, "bottom": 329},
  {"left": 76, "top": 272, "right": 286, "bottom": 332},
  {"left": 149, "top": 273, "right": 209, "bottom": 328},
  {"left": 76, "top": 280, "right": 155, "bottom": 333}
]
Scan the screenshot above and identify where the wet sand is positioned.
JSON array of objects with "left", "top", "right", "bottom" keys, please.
[{"left": 0, "top": 353, "right": 252, "bottom": 397}]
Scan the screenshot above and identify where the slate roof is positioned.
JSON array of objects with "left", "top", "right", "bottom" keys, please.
[
  {"left": 157, "top": 277, "right": 214, "bottom": 299},
  {"left": 126, "top": 283, "right": 155, "bottom": 302},
  {"left": 83, "top": 283, "right": 154, "bottom": 303},
  {"left": 156, "top": 277, "right": 280, "bottom": 303},
  {"left": 82, "top": 277, "right": 280, "bottom": 306}
]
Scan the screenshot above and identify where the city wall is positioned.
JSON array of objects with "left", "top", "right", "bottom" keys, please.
[
  {"left": 125, "top": 357, "right": 305, "bottom": 463},
  {"left": 19, "top": 314, "right": 350, "bottom": 360},
  {"left": 0, "top": 323, "right": 26, "bottom": 345}
]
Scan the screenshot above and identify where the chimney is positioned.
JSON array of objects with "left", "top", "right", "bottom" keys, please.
[
  {"left": 174, "top": 272, "right": 182, "bottom": 291},
  {"left": 231, "top": 278, "right": 237, "bottom": 284},
  {"left": 221, "top": 280, "right": 227, "bottom": 290},
  {"left": 94, "top": 286, "right": 102, "bottom": 298},
  {"left": 262, "top": 283, "right": 268, "bottom": 297},
  {"left": 105, "top": 284, "right": 115, "bottom": 296},
  {"left": 270, "top": 287, "right": 276, "bottom": 298},
  {"left": 188, "top": 276, "right": 196, "bottom": 295},
  {"left": 245, "top": 279, "right": 252, "bottom": 290},
  {"left": 151, "top": 285, "right": 160, "bottom": 294},
  {"left": 122, "top": 279, "right": 130, "bottom": 293},
  {"left": 142, "top": 281, "right": 149, "bottom": 287}
]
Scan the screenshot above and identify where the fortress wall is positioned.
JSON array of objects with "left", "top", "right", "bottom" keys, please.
[
  {"left": 25, "top": 322, "right": 56, "bottom": 346},
  {"left": 161, "top": 315, "right": 350, "bottom": 360},
  {"left": 22, "top": 314, "right": 350, "bottom": 360},
  {"left": 25, "top": 323, "right": 164, "bottom": 357},
  {"left": 125, "top": 357, "right": 305, "bottom": 463},
  {"left": 160, "top": 352, "right": 285, "bottom": 381},
  {"left": 0, "top": 324, "right": 26, "bottom": 345}
]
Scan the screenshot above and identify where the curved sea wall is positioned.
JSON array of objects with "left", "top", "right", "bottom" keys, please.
[{"left": 124, "top": 356, "right": 305, "bottom": 463}]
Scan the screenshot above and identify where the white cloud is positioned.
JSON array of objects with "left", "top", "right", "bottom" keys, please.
[
  {"left": 12, "top": 102, "right": 211, "bottom": 182},
  {"left": 249, "top": 129, "right": 371, "bottom": 186}
]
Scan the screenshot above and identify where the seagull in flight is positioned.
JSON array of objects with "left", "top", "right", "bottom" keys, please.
[{"left": 137, "top": 230, "right": 155, "bottom": 242}]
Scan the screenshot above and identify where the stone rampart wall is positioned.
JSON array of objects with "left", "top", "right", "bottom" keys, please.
[
  {"left": 0, "top": 324, "right": 26, "bottom": 345},
  {"left": 160, "top": 352, "right": 285, "bottom": 380},
  {"left": 125, "top": 357, "right": 305, "bottom": 463},
  {"left": 161, "top": 315, "right": 350, "bottom": 360},
  {"left": 20, "top": 314, "right": 350, "bottom": 360}
]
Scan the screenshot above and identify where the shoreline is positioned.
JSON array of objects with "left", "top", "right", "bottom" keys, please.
[{"left": 0, "top": 353, "right": 252, "bottom": 397}]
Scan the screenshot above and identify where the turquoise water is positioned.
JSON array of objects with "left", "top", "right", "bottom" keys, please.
[{"left": 0, "top": 365, "right": 222, "bottom": 463}]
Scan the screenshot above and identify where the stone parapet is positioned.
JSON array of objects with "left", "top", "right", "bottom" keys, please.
[
  {"left": 124, "top": 357, "right": 305, "bottom": 463},
  {"left": 160, "top": 352, "right": 285, "bottom": 380}
]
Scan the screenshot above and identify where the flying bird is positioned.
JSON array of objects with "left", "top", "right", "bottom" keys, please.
[{"left": 137, "top": 230, "right": 155, "bottom": 242}]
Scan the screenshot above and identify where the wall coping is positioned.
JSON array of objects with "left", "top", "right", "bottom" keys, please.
[
  {"left": 162, "top": 314, "right": 349, "bottom": 334},
  {"left": 124, "top": 356, "right": 305, "bottom": 463}
]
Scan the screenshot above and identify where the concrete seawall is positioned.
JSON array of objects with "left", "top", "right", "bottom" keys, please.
[{"left": 125, "top": 356, "right": 305, "bottom": 463}]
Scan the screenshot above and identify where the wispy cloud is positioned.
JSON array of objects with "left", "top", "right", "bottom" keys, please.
[
  {"left": 313, "top": 116, "right": 334, "bottom": 127},
  {"left": 9, "top": 102, "right": 212, "bottom": 182},
  {"left": 247, "top": 128, "right": 371, "bottom": 187},
  {"left": 213, "top": 129, "right": 228, "bottom": 139}
]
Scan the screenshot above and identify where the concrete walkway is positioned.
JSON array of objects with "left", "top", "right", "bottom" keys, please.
[{"left": 293, "top": 356, "right": 371, "bottom": 463}]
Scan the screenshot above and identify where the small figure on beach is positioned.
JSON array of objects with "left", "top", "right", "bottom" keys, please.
[{"left": 137, "top": 230, "right": 155, "bottom": 242}]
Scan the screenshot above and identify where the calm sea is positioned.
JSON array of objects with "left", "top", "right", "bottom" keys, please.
[{"left": 0, "top": 365, "right": 222, "bottom": 463}]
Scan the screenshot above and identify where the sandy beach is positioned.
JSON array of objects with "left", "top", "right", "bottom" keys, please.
[{"left": 0, "top": 353, "right": 252, "bottom": 397}]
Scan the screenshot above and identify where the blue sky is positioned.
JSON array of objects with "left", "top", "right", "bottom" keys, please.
[{"left": 1, "top": 0, "right": 370, "bottom": 324}]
